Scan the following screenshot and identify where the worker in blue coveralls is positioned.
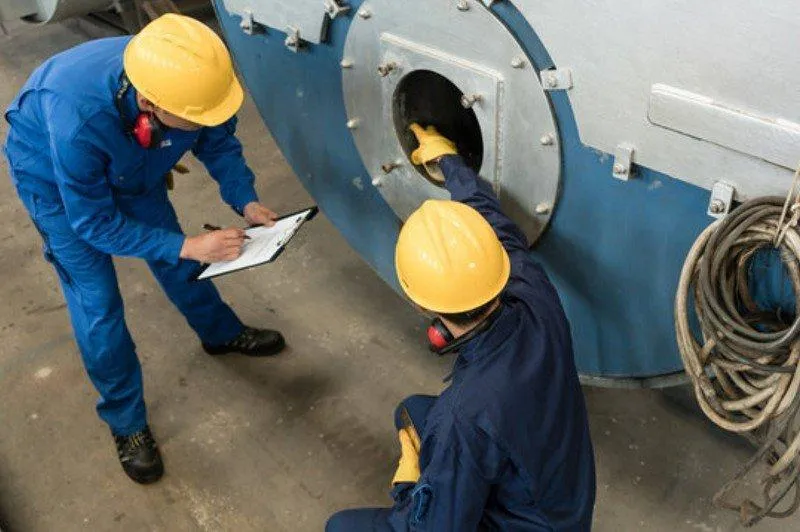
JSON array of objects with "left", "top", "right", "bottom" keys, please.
[
  {"left": 326, "top": 124, "right": 596, "bottom": 531},
  {"left": 3, "top": 14, "right": 286, "bottom": 484}
]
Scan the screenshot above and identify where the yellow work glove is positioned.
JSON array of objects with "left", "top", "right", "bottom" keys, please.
[
  {"left": 391, "top": 427, "right": 422, "bottom": 485},
  {"left": 409, "top": 123, "right": 458, "bottom": 183}
]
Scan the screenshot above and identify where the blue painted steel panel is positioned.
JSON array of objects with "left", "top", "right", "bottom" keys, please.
[{"left": 213, "top": 0, "right": 713, "bottom": 379}]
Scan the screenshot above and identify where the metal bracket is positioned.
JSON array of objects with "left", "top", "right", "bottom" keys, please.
[
  {"left": 612, "top": 143, "right": 635, "bottom": 181},
  {"left": 324, "top": 0, "right": 350, "bottom": 19},
  {"left": 542, "top": 68, "right": 573, "bottom": 91},
  {"left": 284, "top": 26, "right": 302, "bottom": 52},
  {"left": 707, "top": 181, "right": 735, "bottom": 218},
  {"left": 239, "top": 9, "right": 265, "bottom": 35}
]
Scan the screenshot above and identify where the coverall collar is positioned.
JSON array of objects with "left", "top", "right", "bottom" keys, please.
[{"left": 445, "top": 299, "right": 515, "bottom": 381}]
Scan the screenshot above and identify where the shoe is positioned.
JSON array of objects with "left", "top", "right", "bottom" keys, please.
[
  {"left": 202, "top": 326, "right": 286, "bottom": 357},
  {"left": 113, "top": 426, "right": 164, "bottom": 484}
]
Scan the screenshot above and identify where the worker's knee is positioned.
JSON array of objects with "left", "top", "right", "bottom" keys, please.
[
  {"left": 326, "top": 508, "right": 390, "bottom": 531},
  {"left": 394, "top": 394, "right": 438, "bottom": 431}
]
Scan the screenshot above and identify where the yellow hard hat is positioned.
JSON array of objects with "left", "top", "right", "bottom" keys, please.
[
  {"left": 395, "top": 200, "right": 510, "bottom": 314},
  {"left": 123, "top": 14, "right": 244, "bottom": 127}
]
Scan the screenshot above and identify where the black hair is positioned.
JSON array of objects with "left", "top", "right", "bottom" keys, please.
[{"left": 439, "top": 299, "right": 497, "bottom": 327}]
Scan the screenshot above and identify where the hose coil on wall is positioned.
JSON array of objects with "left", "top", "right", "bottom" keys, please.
[{"left": 676, "top": 194, "right": 800, "bottom": 526}]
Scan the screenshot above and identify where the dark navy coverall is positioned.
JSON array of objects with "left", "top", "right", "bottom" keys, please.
[
  {"left": 3, "top": 37, "right": 258, "bottom": 436},
  {"left": 327, "top": 155, "right": 596, "bottom": 531}
]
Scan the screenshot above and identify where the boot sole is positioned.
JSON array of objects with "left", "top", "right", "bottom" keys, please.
[{"left": 202, "top": 338, "right": 286, "bottom": 357}]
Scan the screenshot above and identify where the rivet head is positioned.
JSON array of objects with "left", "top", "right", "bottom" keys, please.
[
  {"left": 535, "top": 202, "right": 552, "bottom": 215},
  {"left": 357, "top": 8, "right": 371, "bottom": 19},
  {"left": 539, "top": 134, "right": 554, "bottom": 146},
  {"left": 613, "top": 163, "right": 627, "bottom": 175},
  {"left": 511, "top": 57, "right": 525, "bottom": 69}
]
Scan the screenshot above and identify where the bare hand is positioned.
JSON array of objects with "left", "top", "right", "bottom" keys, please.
[
  {"left": 244, "top": 202, "right": 278, "bottom": 227},
  {"left": 180, "top": 228, "right": 246, "bottom": 262}
]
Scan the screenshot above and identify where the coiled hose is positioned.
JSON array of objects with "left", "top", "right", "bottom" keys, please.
[{"left": 676, "top": 196, "right": 800, "bottom": 526}]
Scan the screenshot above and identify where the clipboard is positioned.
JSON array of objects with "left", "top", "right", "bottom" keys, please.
[{"left": 193, "top": 206, "right": 318, "bottom": 281}]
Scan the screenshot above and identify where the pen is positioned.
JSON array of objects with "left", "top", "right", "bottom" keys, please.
[{"left": 202, "top": 223, "right": 251, "bottom": 240}]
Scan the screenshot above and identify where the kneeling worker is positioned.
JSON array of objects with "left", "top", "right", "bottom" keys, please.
[
  {"left": 327, "top": 124, "right": 596, "bottom": 530},
  {"left": 3, "top": 15, "right": 285, "bottom": 483}
]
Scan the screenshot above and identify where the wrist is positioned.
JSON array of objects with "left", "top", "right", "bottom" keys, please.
[{"left": 179, "top": 236, "right": 195, "bottom": 260}]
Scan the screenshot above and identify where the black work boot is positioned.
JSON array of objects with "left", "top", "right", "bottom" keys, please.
[
  {"left": 202, "top": 326, "right": 286, "bottom": 357},
  {"left": 113, "top": 426, "right": 164, "bottom": 484}
]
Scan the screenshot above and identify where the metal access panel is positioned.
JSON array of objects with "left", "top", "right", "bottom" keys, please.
[
  {"left": 343, "top": 0, "right": 562, "bottom": 244},
  {"left": 372, "top": 34, "right": 503, "bottom": 220}
]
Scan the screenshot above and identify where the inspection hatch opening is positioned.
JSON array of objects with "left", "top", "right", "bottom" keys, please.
[{"left": 393, "top": 70, "right": 483, "bottom": 185}]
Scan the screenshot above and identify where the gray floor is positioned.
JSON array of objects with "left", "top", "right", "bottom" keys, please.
[{"left": 0, "top": 21, "right": 797, "bottom": 532}]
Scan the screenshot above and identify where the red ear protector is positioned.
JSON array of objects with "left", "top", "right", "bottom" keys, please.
[
  {"left": 427, "top": 304, "right": 503, "bottom": 356},
  {"left": 114, "top": 74, "right": 164, "bottom": 149}
]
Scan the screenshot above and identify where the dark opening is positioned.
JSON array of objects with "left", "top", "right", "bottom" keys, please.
[{"left": 393, "top": 70, "right": 483, "bottom": 185}]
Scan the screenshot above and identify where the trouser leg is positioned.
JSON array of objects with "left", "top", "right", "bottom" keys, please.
[
  {"left": 325, "top": 508, "right": 393, "bottom": 531},
  {"left": 126, "top": 187, "right": 243, "bottom": 346},
  {"left": 19, "top": 190, "right": 146, "bottom": 435}
]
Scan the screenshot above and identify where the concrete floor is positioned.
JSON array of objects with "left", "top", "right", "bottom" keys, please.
[{"left": 1, "top": 20, "right": 798, "bottom": 532}]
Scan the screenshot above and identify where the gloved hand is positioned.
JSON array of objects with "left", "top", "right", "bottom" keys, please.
[
  {"left": 409, "top": 123, "right": 458, "bottom": 183},
  {"left": 391, "top": 427, "right": 422, "bottom": 485}
]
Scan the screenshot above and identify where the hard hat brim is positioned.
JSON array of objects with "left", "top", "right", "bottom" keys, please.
[{"left": 185, "top": 75, "right": 245, "bottom": 127}]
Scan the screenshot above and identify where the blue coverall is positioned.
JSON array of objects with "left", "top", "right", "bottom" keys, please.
[
  {"left": 327, "top": 156, "right": 596, "bottom": 531},
  {"left": 3, "top": 37, "right": 259, "bottom": 436}
]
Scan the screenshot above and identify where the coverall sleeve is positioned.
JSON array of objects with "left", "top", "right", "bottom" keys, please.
[
  {"left": 388, "top": 415, "right": 503, "bottom": 531},
  {"left": 191, "top": 116, "right": 259, "bottom": 215},
  {"left": 46, "top": 99, "right": 185, "bottom": 263},
  {"left": 440, "top": 155, "right": 543, "bottom": 286}
]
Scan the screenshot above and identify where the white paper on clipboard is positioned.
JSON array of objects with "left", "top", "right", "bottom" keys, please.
[{"left": 196, "top": 207, "right": 316, "bottom": 280}]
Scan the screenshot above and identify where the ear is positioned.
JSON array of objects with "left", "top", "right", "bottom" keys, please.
[{"left": 136, "top": 93, "right": 156, "bottom": 112}]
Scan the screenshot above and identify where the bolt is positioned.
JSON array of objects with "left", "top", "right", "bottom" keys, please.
[
  {"left": 381, "top": 161, "right": 401, "bottom": 174},
  {"left": 357, "top": 8, "right": 371, "bottom": 19},
  {"left": 340, "top": 58, "right": 354, "bottom": 69},
  {"left": 546, "top": 74, "right": 558, "bottom": 88},
  {"left": 346, "top": 118, "right": 360, "bottom": 129},
  {"left": 371, "top": 176, "right": 383, "bottom": 187},
  {"left": 709, "top": 199, "right": 725, "bottom": 214},
  {"left": 456, "top": 0, "right": 470, "bottom": 11},
  {"left": 613, "top": 163, "right": 628, "bottom": 175},
  {"left": 511, "top": 57, "right": 525, "bottom": 69},
  {"left": 377, "top": 62, "right": 398, "bottom": 77},
  {"left": 461, "top": 94, "right": 482, "bottom": 109},
  {"left": 539, "top": 134, "right": 554, "bottom": 146},
  {"left": 535, "top": 202, "right": 552, "bottom": 215}
]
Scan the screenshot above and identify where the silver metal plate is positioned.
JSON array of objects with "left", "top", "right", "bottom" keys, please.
[
  {"left": 342, "top": 0, "right": 562, "bottom": 243},
  {"left": 513, "top": 0, "right": 800, "bottom": 199},
  {"left": 220, "top": 0, "right": 328, "bottom": 43}
]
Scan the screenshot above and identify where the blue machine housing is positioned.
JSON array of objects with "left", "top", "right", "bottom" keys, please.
[{"left": 213, "top": 0, "right": 713, "bottom": 383}]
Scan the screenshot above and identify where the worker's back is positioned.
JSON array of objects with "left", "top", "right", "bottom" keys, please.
[{"left": 403, "top": 155, "right": 596, "bottom": 531}]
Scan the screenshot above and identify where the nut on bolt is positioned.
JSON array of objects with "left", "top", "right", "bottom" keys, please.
[
  {"left": 456, "top": 0, "right": 470, "bottom": 11},
  {"left": 546, "top": 74, "right": 559, "bottom": 88},
  {"left": 535, "top": 202, "right": 552, "bottom": 215},
  {"left": 613, "top": 163, "right": 628, "bottom": 175},
  {"left": 381, "top": 161, "right": 401, "bottom": 174},
  {"left": 511, "top": 57, "right": 526, "bottom": 69},
  {"left": 346, "top": 118, "right": 360, "bottom": 129},
  {"left": 539, "top": 134, "right": 554, "bottom": 146},
  {"left": 357, "top": 8, "right": 371, "bottom": 19},
  {"left": 377, "top": 62, "right": 398, "bottom": 77},
  {"left": 709, "top": 199, "right": 725, "bottom": 214},
  {"left": 460, "top": 94, "right": 482, "bottom": 109}
]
